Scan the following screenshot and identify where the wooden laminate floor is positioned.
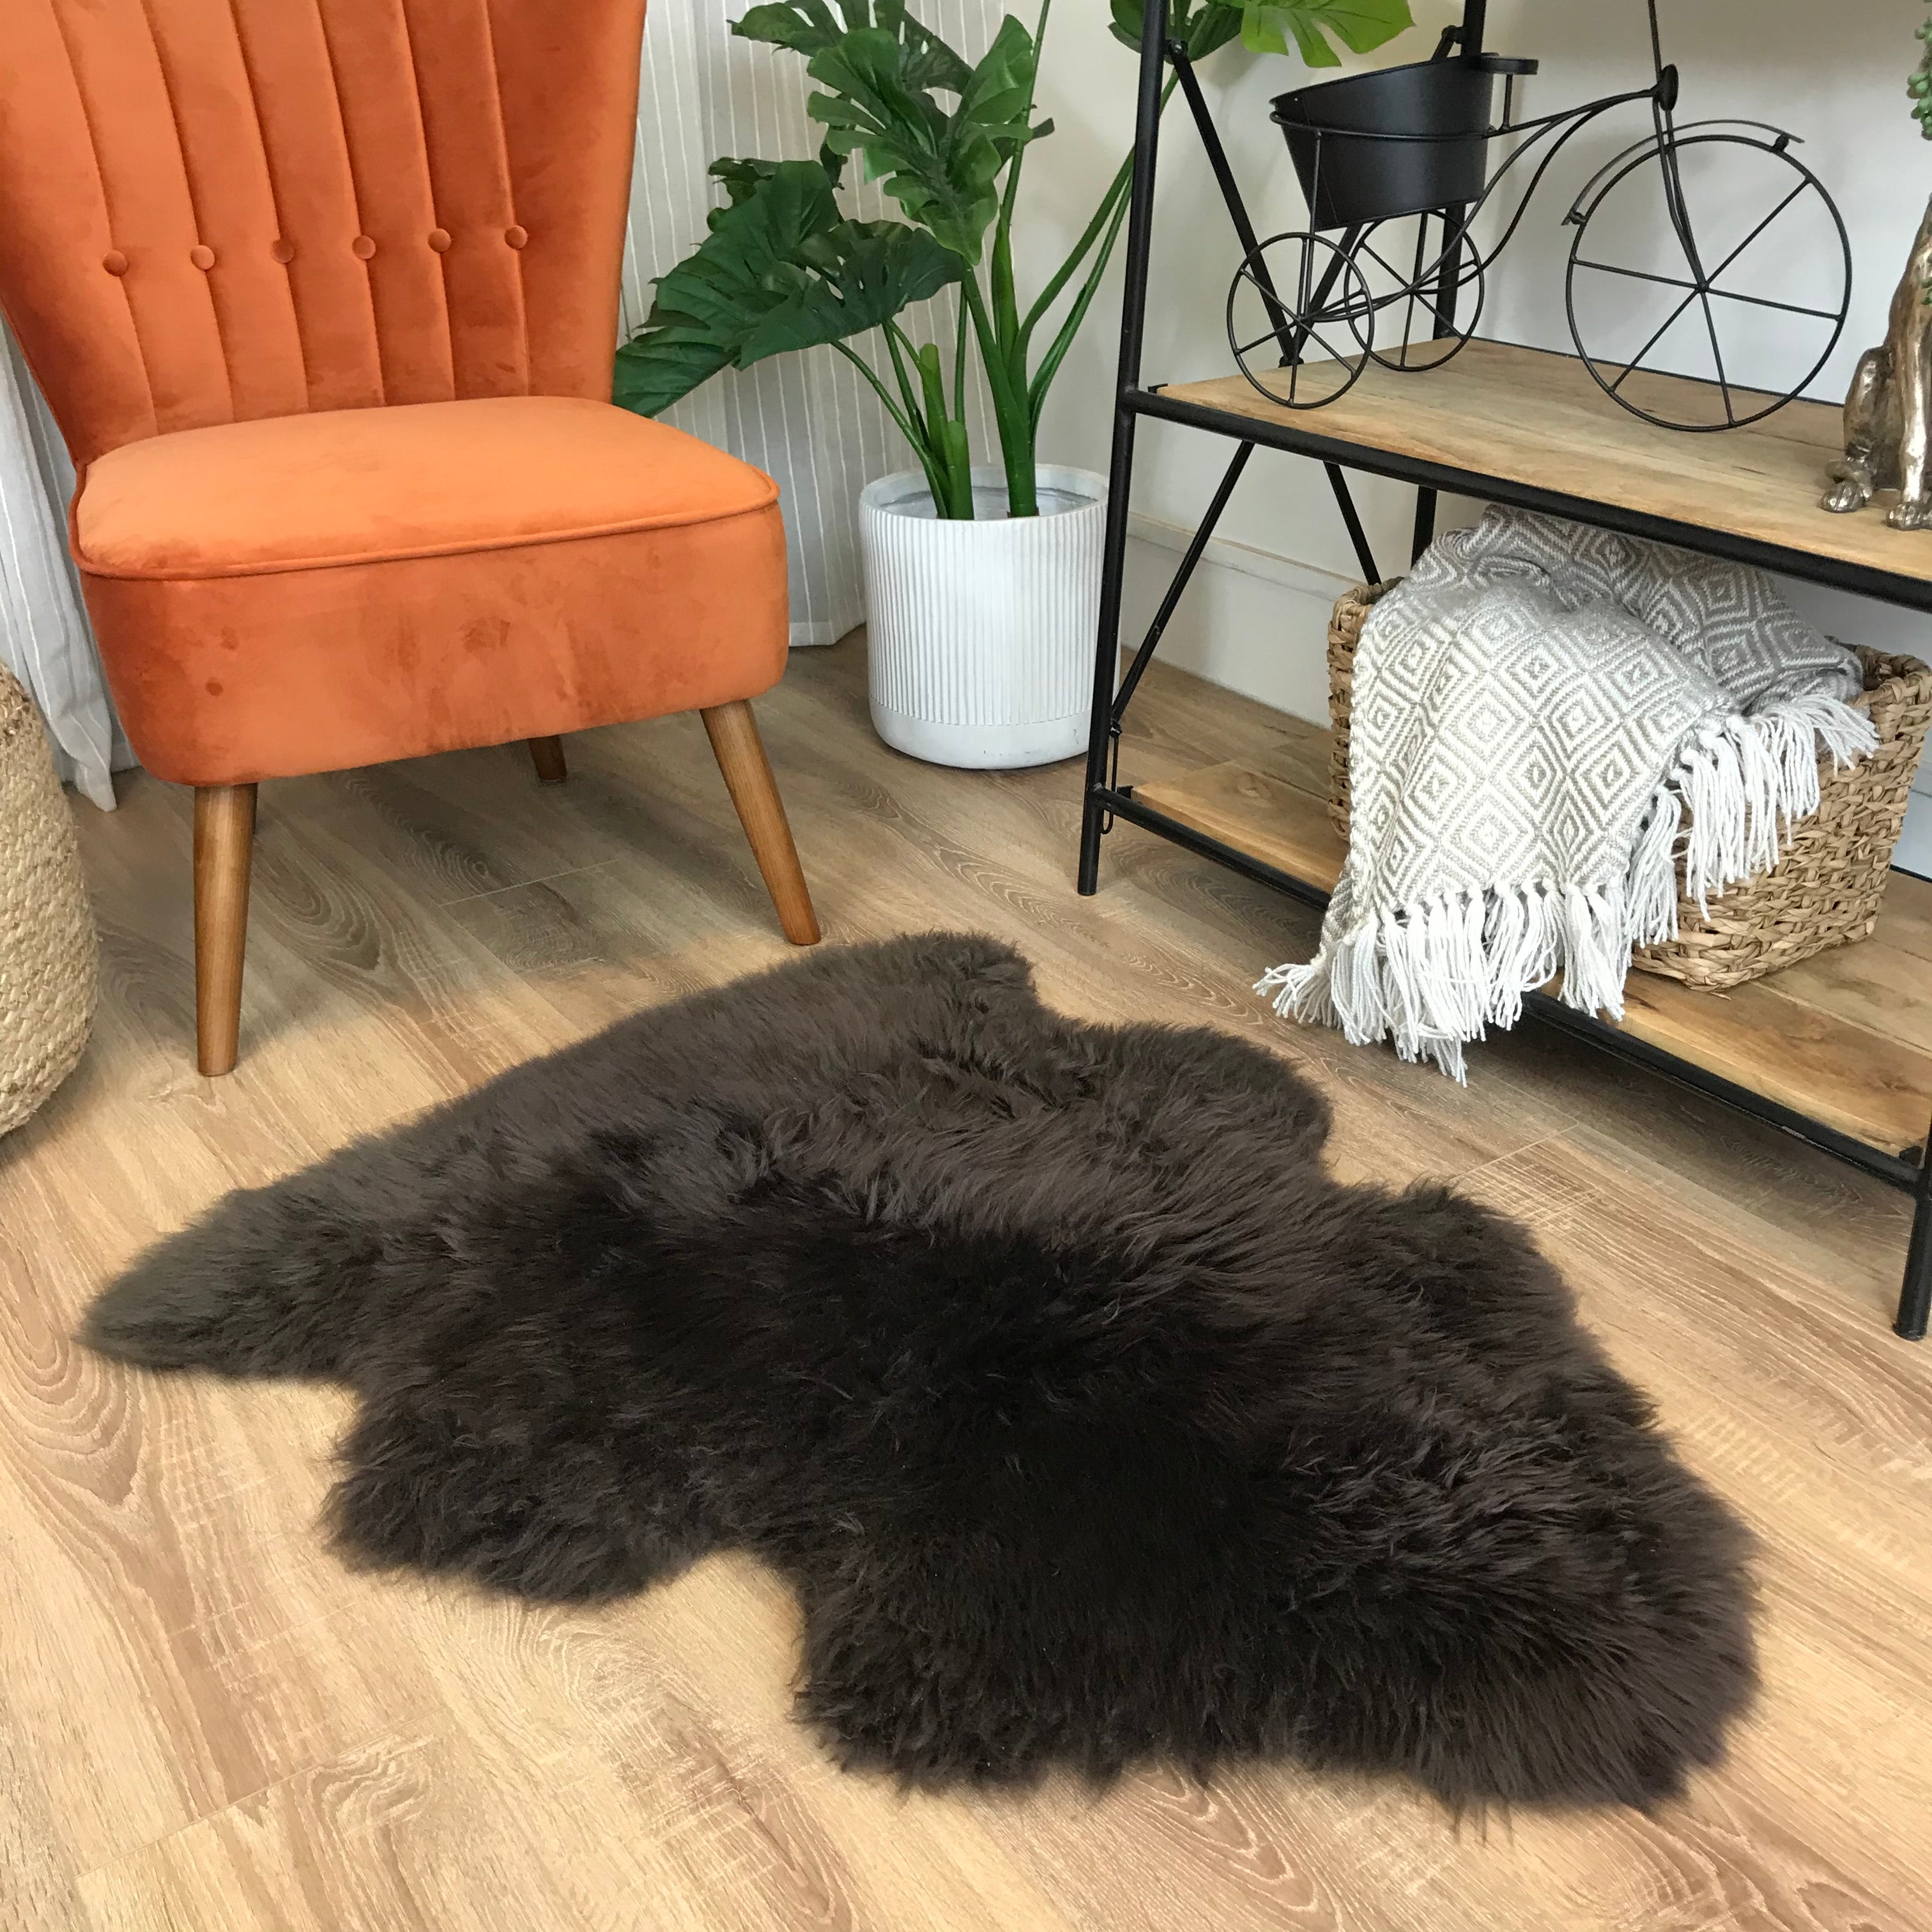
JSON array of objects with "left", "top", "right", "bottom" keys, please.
[{"left": 4, "top": 638, "right": 1929, "bottom": 1932}]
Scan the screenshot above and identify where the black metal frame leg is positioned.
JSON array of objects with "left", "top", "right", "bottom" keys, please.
[
  {"left": 1899, "top": 1136, "right": 1932, "bottom": 1340},
  {"left": 1081, "top": 440, "right": 1255, "bottom": 894},
  {"left": 1078, "top": 0, "right": 1169, "bottom": 896},
  {"left": 1412, "top": 488, "right": 1439, "bottom": 563},
  {"left": 1078, "top": 415, "right": 1140, "bottom": 894}
]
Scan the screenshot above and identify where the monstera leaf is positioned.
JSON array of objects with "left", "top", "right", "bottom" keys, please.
[
  {"left": 740, "top": 218, "right": 963, "bottom": 365},
  {"left": 735, "top": 1, "right": 1045, "bottom": 264},
  {"left": 1235, "top": 0, "right": 1413, "bottom": 65},
  {"left": 709, "top": 150, "right": 846, "bottom": 216},
  {"left": 735, "top": 0, "right": 972, "bottom": 94},
  {"left": 615, "top": 161, "right": 839, "bottom": 413},
  {"left": 1107, "top": 0, "right": 1243, "bottom": 62},
  {"left": 1110, "top": 0, "right": 1409, "bottom": 65},
  {"left": 807, "top": 14, "right": 1045, "bottom": 263},
  {"left": 613, "top": 158, "right": 961, "bottom": 418}
]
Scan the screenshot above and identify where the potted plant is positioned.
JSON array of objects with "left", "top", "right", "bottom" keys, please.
[{"left": 616, "top": 0, "right": 1413, "bottom": 767}]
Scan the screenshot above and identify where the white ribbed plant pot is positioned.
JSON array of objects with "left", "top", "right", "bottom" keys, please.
[{"left": 861, "top": 464, "right": 1105, "bottom": 769}]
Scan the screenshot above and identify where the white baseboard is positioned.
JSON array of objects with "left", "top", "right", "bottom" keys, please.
[
  {"left": 1122, "top": 521, "right": 1342, "bottom": 727},
  {"left": 1126, "top": 510, "right": 1361, "bottom": 604}
]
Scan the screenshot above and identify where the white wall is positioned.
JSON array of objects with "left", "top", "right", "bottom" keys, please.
[{"left": 1016, "top": 0, "right": 1932, "bottom": 873}]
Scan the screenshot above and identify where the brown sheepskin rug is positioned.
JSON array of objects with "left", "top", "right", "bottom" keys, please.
[{"left": 82, "top": 932, "right": 1755, "bottom": 1807}]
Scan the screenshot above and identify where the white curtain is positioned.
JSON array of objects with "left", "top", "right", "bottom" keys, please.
[
  {"left": 0, "top": 0, "right": 998, "bottom": 809},
  {"left": 0, "top": 330, "right": 123, "bottom": 810}
]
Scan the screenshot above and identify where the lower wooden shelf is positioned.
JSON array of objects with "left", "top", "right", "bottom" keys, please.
[{"left": 1135, "top": 759, "right": 1932, "bottom": 1160}]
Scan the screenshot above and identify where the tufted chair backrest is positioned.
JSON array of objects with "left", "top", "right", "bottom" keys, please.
[{"left": 0, "top": 0, "right": 648, "bottom": 466}]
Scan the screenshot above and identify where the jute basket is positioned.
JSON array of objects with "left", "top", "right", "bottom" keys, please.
[
  {"left": 1325, "top": 579, "right": 1932, "bottom": 991},
  {"left": 1, "top": 661, "right": 96, "bottom": 1133}
]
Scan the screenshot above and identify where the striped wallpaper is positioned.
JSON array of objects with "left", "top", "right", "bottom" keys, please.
[{"left": 0, "top": 0, "right": 1000, "bottom": 808}]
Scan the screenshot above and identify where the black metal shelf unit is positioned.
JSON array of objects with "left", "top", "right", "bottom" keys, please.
[{"left": 1075, "top": 0, "right": 1932, "bottom": 1339}]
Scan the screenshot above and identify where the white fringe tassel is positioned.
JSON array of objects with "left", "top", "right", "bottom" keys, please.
[{"left": 1257, "top": 696, "right": 1877, "bottom": 1084}]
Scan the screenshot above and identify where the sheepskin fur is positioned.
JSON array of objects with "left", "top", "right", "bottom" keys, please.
[{"left": 83, "top": 932, "right": 1755, "bottom": 1806}]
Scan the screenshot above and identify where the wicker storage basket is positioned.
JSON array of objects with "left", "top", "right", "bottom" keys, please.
[
  {"left": 1325, "top": 579, "right": 1932, "bottom": 990},
  {"left": 0, "top": 661, "right": 96, "bottom": 1134}
]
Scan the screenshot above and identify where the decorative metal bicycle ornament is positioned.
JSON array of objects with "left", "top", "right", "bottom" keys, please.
[{"left": 1228, "top": 0, "right": 1851, "bottom": 430}]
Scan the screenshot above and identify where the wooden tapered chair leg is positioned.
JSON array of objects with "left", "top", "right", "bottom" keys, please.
[
  {"left": 194, "top": 784, "right": 256, "bottom": 1077},
  {"left": 528, "top": 735, "right": 568, "bottom": 784},
  {"left": 700, "top": 700, "right": 820, "bottom": 945}
]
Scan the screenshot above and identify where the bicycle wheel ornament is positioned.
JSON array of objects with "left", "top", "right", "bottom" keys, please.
[
  {"left": 1565, "top": 126, "right": 1850, "bottom": 431},
  {"left": 1346, "top": 212, "right": 1487, "bottom": 374},
  {"left": 1227, "top": 234, "right": 1375, "bottom": 410}
]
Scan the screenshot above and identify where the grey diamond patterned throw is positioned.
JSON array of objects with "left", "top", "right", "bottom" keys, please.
[{"left": 1260, "top": 509, "right": 1877, "bottom": 1080}]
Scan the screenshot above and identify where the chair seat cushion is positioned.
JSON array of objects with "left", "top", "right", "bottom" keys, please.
[
  {"left": 70, "top": 398, "right": 790, "bottom": 786},
  {"left": 74, "top": 397, "right": 778, "bottom": 578}
]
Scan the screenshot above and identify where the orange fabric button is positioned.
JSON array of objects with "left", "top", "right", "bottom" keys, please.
[
  {"left": 270, "top": 238, "right": 295, "bottom": 264},
  {"left": 351, "top": 234, "right": 376, "bottom": 260},
  {"left": 101, "top": 250, "right": 128, "bottom": 275},
  {"left": 189, "top": 244, "right": 215, "bottom": 270},
  {"left": 504, "top": 225, "right": 528, "bottom": 249},
  {"left": 427, "top": 227, "right": 452, "bottom": 252}
]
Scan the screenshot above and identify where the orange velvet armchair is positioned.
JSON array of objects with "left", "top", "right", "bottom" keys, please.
[{"left": 0, "top": 0, "right": 818, "bottom": 1075}]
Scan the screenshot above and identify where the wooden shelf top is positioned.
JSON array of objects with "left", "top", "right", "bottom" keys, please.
[
  {"left": 1134, "top": 756, "right": 1932, "bottom": 1159},
  {"left": 1149, "top": 342, "right": 1932, "bottom": 608}
]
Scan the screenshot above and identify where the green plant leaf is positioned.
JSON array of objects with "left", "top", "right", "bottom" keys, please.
[
  {"left": 735, "top": 0, "right": 974, "bottom": 95},
  {"left": 882, "top": 0, "right": 977, "bottom": 93},
  {"left": 733, "top": 0, "right": 841, "bottom": 59},
  {"left": 1236, "top": 0, "right": 1413, "bottom": 65},
  {"left": 709, "top": 148, "right": 845, "bottom": 224},
  {"left": 1108, "top": 0, "right": 1242, "bottom": 63},
  {"left": 802, "top": 12, "right": 1043, "bottom": 264},
  {"left": 615, "top": 162, "right": 839, "bottom": 413},
  {"left": 613, "top": 160, "right": 961, "bottom": 417},
  {"left": 709, "top": 156, "right": 785, "bottom": 210},
  {"left": 732, "top": 6, "right": 1054, "bottom": 267},
  {"left": 741, "top": 219, "right": 963, "bottom": 364},
  {"left": 1109, "top": 0, "right": 1412, "bottom": 66}
]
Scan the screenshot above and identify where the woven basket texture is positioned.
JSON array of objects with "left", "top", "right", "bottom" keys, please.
[
  {"left": 1, "top": 661, "right": 96, "bottom": 1133},
  {"left": 1324, "top": 580, "right": 1932, "bottom": 991}
]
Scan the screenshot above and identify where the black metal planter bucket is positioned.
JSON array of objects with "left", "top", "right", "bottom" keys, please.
[{"left": 1272, "top": 57, "right": 1497, "bottom": 231}]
